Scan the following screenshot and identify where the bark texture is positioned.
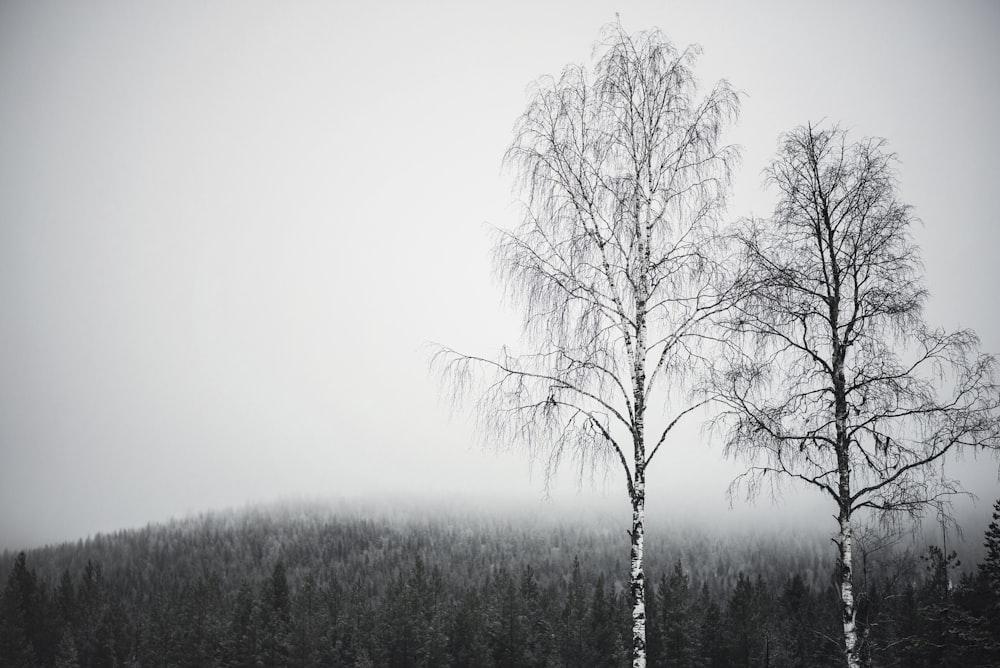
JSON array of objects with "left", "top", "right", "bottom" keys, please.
[
  {"left": 630, "top": 484, "right": 646, "bottom": 668},
  {"left": 838, "top": 511, "right": 859, "bottom": 668}
]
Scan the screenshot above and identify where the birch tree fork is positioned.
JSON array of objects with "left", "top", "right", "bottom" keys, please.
[
  {"left": 711, "top": 124, "right": 1000, "bottom": 668},
  {"left": 433, "top": 24, "right": 739, "bottom": 668}
]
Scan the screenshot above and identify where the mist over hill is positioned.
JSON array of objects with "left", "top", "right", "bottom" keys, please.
[
  {"left": 4, "top": 494, "right": 994, "bottom": 589},
  {"left": 3, "top": 497, "right": 838, "bottom": 596},
  {"left": 2, "top": 496, "right": 999, "bottom": 667}
]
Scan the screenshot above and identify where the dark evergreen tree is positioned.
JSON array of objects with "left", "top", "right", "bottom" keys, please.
[
  {"left": 518, "top": 565, "right": 552, "bottom": 668},
  {"left": 91, "top": 603, "right": 125, "bottom": 668},
  {"left": 259, "top": 561, "right": 292, "bottom": 668},
  {"left": 587, "top": 573, "right": 619, "bottom": 666},
  {"left": 724, "top": 573, "right": 764, "bottom": 668},
  {"left": 142, "top": 591, "right": 178, "bottom": 668},
  {"left": 222, "top": 580, "right": 259, "bottom": 668},
  {"left": 776, "top": 573, "right": 819, "bottom": 668},
  {"left": 447, "top": 587, "right": 492, "bottom": 668},
  {"left": 380, "top": 568, "right": 416, "bottom": 667},
  {"left": 0, "top": 553, "right": 38, "bottom": 668},
  {"left": 559, "top": 556, "right": 589, "bottom": 667},
  {"left": 487, "top": 565, "right": 527, "bottom": 668},
  {"left": 911, "top": 544, "right": 991, "bottom": 668},
  {"left": 415, "top": 563, "right": 449, "bottom": 668},
  {"left": 954, "top": 571, "right": 1000, "bottom": 666},
  {"left": 980, "top": 497, "right": 1000, "bottom": 603},
  {"left": 659, "top": 561, "right": 697, "bottom": 668},
  {"left": 949, "top": 501, "right": 1000, "bottom": 666},
  {"left": 335, "top": 580, "right": 377, "bottom": 667},
  {"left": 55, "top": 569, "right": 75, "bottom": 613},
  {"left": 289, "top": 574, "right": 328, "bottom": 668},
  {"left": 753, "top": 574, "right": 775, "bottom": 668},
  {"left": 77, "top": 560, "right": 105, "bottom": 668},
  {"left": 174, "top": 577, "right": 222, "bottom": 668},
  {"left": 54, "top": 626, "right": 81, "bottom": 668},
  {"left": 0, "top": 557, "right": 35, "bottom": 667},
  {"left": 323, "top": 575, "right": 347, "bottom": 664},
  {"left": 55, "top": 570, "right": 77, "bottom": 643},
  {"left": 697, "top": 585, "right": 725, "bottom": 668}
]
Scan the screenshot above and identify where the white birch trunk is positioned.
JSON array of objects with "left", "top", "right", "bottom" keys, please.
[
  {"left": 630, "top": 481, "right": 646, "bottom": 668},
  {"left": 839, "top": 512, "right": 860, "bottom": 668},
  {"left": 630, "top": 185, "right": 649, "bottom": 668}
]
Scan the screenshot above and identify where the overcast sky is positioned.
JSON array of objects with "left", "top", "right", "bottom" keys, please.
[{"left": 1, "top": 1, "right": 998, "bottom": 550}]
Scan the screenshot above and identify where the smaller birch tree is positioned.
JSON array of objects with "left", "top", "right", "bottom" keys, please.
[
  {"left": 433, "top": 23, "right": 740, "bottom": 668},
  {"left": 710, "top": 123, "right": 1000, "bottom": 668}
]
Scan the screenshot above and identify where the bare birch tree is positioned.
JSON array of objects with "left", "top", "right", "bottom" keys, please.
[
  {"left": 710, "top": 123, "right": 1000, "bottom": 668},
  {"left": 433, "top": 24, "right": 739, "bottom": 668}
]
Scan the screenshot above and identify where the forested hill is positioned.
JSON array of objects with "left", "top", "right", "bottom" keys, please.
[
  {"left": 2, "top": 498, "right": 999, "bottom": 667},
  {"left": 5, "top": 499, "right": 841, "bottom": 597}
]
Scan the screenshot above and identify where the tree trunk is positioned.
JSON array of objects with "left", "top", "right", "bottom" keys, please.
[
  {"left": 838, "top": 510, "right": 860, "bottom": 668},
  {"left": 628, "top": 180, "right": 649, "bottom": 668},
  {"left": 630, "top": 479, "right": 647, "bottom": 668},
  {"left": 831, "top": 289, "right": 857, "bottom": 668}
]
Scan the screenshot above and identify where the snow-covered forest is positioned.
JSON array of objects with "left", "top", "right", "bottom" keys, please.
[{"left": 1, "top": 498, "right": 999, "bottom": 667}]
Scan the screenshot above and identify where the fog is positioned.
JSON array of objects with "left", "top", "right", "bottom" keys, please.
[{"left": 1, "top": 0, "right": 998, "bottom": 551}]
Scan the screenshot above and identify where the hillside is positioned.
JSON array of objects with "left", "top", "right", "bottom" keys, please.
[{"left": 1, "top": 498, "right": 998, "bottom": 667}]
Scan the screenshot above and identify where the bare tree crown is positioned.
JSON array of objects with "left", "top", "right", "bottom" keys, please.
[
  {"left": 709, "top": 122, "right": 1000, "bottom": 668},
  {"left": 435, "top": 24, "right": 740, "bottom": 491},
  {"left": 433, "top": 25, "right": 741, "bottom": 667},
  {"left": 717, "top": 123, "right": 1000, "bottom": 519}
]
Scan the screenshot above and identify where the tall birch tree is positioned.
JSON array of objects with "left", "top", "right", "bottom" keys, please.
[
  {"left": 711, "top": 123, "right": 1000, "bottom": 668},
  {"left": 434, "top": 24, "right": 740, "bottom": 668}
]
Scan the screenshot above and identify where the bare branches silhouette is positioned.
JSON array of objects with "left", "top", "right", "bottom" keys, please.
[
  {"left": 708, "top": 123, "right": 1000, "bottom": 668},
  {"left": 434, "top": 23, "right": 740, "bottom": 668}
]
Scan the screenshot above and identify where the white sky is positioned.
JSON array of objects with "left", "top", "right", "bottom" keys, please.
[{"left": 1, "top": 0, "right": 998, "bottom": 550}]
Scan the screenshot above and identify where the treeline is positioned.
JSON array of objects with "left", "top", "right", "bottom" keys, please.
[
  {"left": 3, "top": 501, "right": 844, "bottom": 599},
  {"left": 1, "top": 500, "right": 999, "bottom": 667}
]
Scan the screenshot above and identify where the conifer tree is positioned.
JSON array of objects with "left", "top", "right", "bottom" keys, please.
[
  {"left": 697, "top": 586, "right": 724, "bottom": 668},
  {"left": 259, "top": 561, "right": 291, "bottom": 668},
  {"left": 0, "top": 553, "right": 38, "bottom": 668},
  {"left": 724, "top": 573, "right": 762, "bottom": 668},
  {"left": 519, "top": 565, "right": 551, "bottom": 668},
  {"left": 981, "top": 498, "right": 1000, "bottom": 600},
  {"left": 447, "top": 587, "right": 492, "bottom": 667},
  {"left": 916, "top": 545, "right": 967, "bottom": 668},
  {"left": 0, "top": 562, "right": 35, "bottom": 668},
  {"left": 588, "top": 574, "right": 619, "bottom": 666},
  {"left": 53, "top": 627, "right": 80, "bottom": 668},
  {"left": 779, "top": 573, "right": 819, "bottom": 668},
  {"left": 415, "top": 563, "right": 449, "bottom": 668},
  {"left": 560, "top": 556, "right": 590, "bottom": 667},
  {"left": 955, "top": 499, "right": 1000, "bottom": 666},
  {"left": 77, "top": 560, "right": 104, "bottom": 668},
  {"left": 290, "top": 574, "right": 328, "bottom": 668},
  {"left": 488, "top": 566, "right": 526, "bottom": 668},
  {"left": 660, "top": 561, "right": 697, "bottom": 668},
  {"left": 55, "top": 570, "right": 76, "bottom": 635},
  {"left": 223, "top": 580, "right": 259, "bottom": 668}
]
